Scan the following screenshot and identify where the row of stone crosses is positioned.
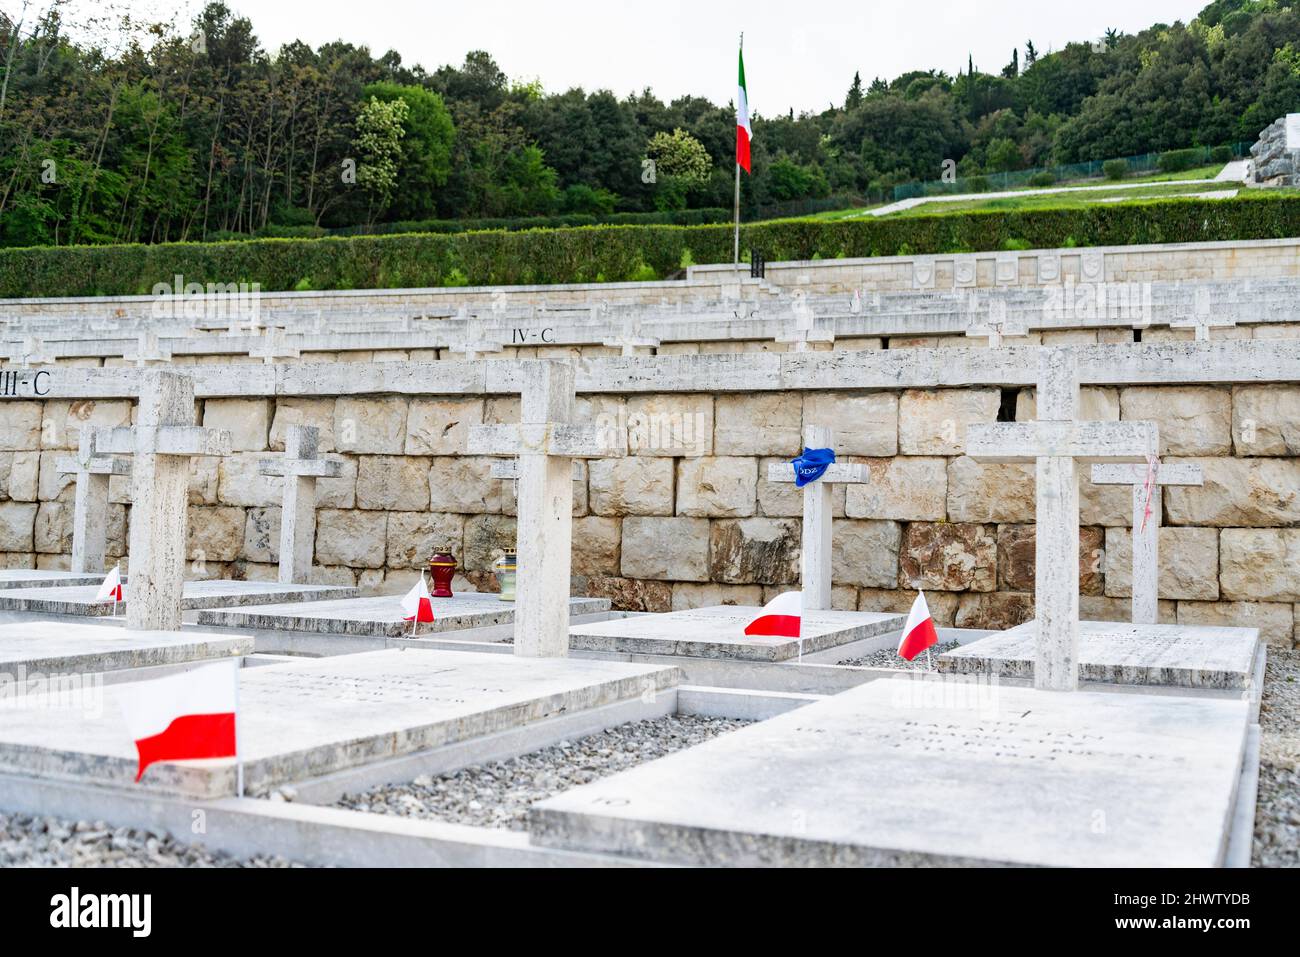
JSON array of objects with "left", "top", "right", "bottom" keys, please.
[{"left": 65, "top": 351, "right": 1196, "bottom": 692}]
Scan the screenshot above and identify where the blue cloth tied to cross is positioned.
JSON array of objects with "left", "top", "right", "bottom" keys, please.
[{"left": 791, "top": 447, "right": 836, "bottom": 488}]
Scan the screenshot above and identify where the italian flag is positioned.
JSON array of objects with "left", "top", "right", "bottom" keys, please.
[{"left": 736, "top": 46, "right": 752, "bottom": 174}]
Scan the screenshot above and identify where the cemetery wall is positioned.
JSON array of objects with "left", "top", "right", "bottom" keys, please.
[{"left": 2, "top": 377, "right": 1298, "bottom": 648}]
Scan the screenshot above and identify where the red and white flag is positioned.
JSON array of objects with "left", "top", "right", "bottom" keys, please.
[
  {"left": 401, "top": 574, "right": 435, "bottom": 623},
  {"left": 897, "top": 591, "right": 939, "bottom": 662},
  {"left": 744, "top": 591, "right": 801, "bottom": 638},
  {"left": 119, "top": 661, "right": 238, "bottom": 783},
  {"left": 94, "top": 564, "right": 123, "bottom": 603},
  {"left": 736, "top": 45, "right": 752, "bottom": 174}
]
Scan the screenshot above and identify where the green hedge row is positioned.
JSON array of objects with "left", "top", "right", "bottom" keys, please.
[{"left": 2, "top": 194, "right": 1297, "bottom": 298}]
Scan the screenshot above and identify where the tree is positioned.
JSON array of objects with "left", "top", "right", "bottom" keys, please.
[
  {"left": 1003, "top": 49, "right": 1019, "bottom": 78},
  {"left": 845, "top": 71, "right": 864, "bottom": 110},
  {"left": 1025, "top": 40, "right": 1038, "bottom": 67},
  {"left": 362, "top": 81, "right": 454, "bottom": 220},
  {"left": 645, "top": 127, "right": 711, "bottom": 210},
  {"left": 352, "top": 95, "right": 408, "bottom": 223}
]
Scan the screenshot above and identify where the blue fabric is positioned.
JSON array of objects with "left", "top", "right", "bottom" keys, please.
[{"left": 791, "top": 447, "right": 836, "bottom": 488}]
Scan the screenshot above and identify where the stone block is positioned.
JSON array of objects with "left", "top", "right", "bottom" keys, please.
[
  {"left": 899, "top": 389, "right": 999, "bottom": 455},
  {"left": 37, "top": 451, "right": 76, "bottom": 502},
  {"left": 1104, "top": 526, "right": 1219, "bottom": 600},
  {"left": 1219, "top": 528, "right": 1300, "bottom": 602},
  {"left": 186, "top": 506, "right": 246, "bottom": 563},
  {"left": 386, "top": 512, "right": 465, "bottom": 570},
  {"left": 270, "top": 399, "right": 337, "bottom": 452},
  {"left": 583, "top": 576, "right": 673, "bottom": 613},
  {"left": 855, "top": 587, "right": 958, "bottom": 626},
  {"left": 217, "top": 454, "right": 282, "bottom": 508},
  {"left": 714, "top": 393, "right": 802, "bottom": 455},
  {"left": 314, "top": 509, "right": 387, "bottom": 569},
  {"left": 1164, "top": 458, "right": 1300, "bottom": 527},
  {"left": 242, "top": 507, "right": 280, "bottom": 564},
  {"left": 831, "top": 519, "right": 901, "bottom": 589},
  {"left": 588, "top": 458, "right": 674, "bottom": 516},
  {"left": 627, "top": 395, "right": 713, "bottom": 456},
  {"left": 955, "top": 591, "right": 1035, "bottom": 631},
  {"left": 334, "top": 397, "right": 408, "bottom": 455},
  {"left": 1119, "top": 387, "right": 1232, "bottom": 456},
  {"left": 203, "top": 399, "right": 272, "bottom": 452},
  {"left": 899, "top": 522, "right": 996, "bottom": 592},
  {"left": 462, "top": 514, "right": 517, "bottom": 573},
  {"left": 946, "top": 456, "right": 1035, "bottom": 523},
  {"left": 676, "top": 457, "right": 757, "bottom": 518},
  {"left": 1232, "top": 386, "right": 1300, "bottom": 456},
  {"left": 1176, "top": 600, "right": 1294, "bottom": 648},
  {"left": 427, "top": 457, "right": 502, "bottom": 514},
  {"left": 671, "top": 582, "right": 765, "bottom": 611},
  {"left": 621, "top": 517, "right": 710, "bottom": 582},
  {"left": 710, "top": 517, "right": 801, "bottom": 585},
  {"left": 571, "top": 516, "right": 621, "bottom": 577},
  {"left": 41, "top": 399, "right": 132, "bottom": 452},
  {"left": 1079, "top": 595, "right": 1177, "bottom": 624},
  {"left": 405, "top": 398, "right": 484, "bottom": 456},
  {"left": 33, "top": 501, "right": 70, "bottom": 554},
  {"left": 356, "top": 455, "right": 432, "bottom": 512},
  {"left": 845, "top": 457, "right": 947, "bottom": 521},
  {"left": 803, "top": 393, "right": 898, "bottom": 456},
  {"left": 0, "top": 403, "right": 41, "bottom": 451},
  {"left": 998, "top": 524, "right": 1105, "bottom": 595}
]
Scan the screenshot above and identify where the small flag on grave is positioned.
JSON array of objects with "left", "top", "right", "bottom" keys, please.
[
  {"left": 401, "top": 573, "right": 436, "bottom": 624},
  {"left": 790, "top": 447, "right": 836, "bottom": 488},
  {"left": 897, "top": 591, "right": 939, "bottom": 662},
  {"left": 744, "top": 591, "right": 802, "bottom": 638},
  {"left": 119, "top": 660, "right": 239, "bottom": 783},
  {"left": 94, "top": 564, "right": 123, "bottom": 603}
]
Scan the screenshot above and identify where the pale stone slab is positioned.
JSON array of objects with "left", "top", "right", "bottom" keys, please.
[
  {"left": 0, "top": 569, "right": 105, "bottom": 590},
  {"left": 567, "top": 606, "right": 905, "bottom": 662},
  {"left": 0, "top": 620, "right": 251, "bottom": 677},
  {"left": 937, "top": 620, "right": 1259, "bottom": 689},
  {"left": 0, "top": 580, "right": 357, "bottom": 617},
  {"left": 530, "top": 678, "right": 1250, "bottom": 867},
  {"left": 197, "top": 592, "right": 611, "bottom": 638},
  {"left": 0, "top": 649, "right": 681, "bottom": 797}
]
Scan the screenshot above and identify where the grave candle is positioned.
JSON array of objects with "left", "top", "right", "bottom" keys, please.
[{"left": 426, "top": 547, "right": 457, "bottom": 599}]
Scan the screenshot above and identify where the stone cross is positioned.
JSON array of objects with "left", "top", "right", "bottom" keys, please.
[
  {"left": 965, "top": 296, "right": 1028, "bottom": 348},
  {"left": 776, "top": 297, "right": 834, "bottom": 353},
  {"left": 467, "top": 360, "right": 627, "bottom": 658},
  {"left": 96, "top": 371, "right": 232, "bottom": 630},
  {"left": 1090, "top": 461, "right": 1204, "bottom": 625},
  {"left": 448, "top": 331, "right": 505, "bottom": 361},
  {"left": 249, "top": 326, "right": 300, "bottom": 364},
  {"left": 124, "top": 330, "right": 172, "bottom": 367},
  {"left": 56, "top": 428, "right": 131, "bottom": 574},
  {"left": 602, "top": 315, "right": 660, "bottom": 356},
  {"left": 967, "top": 349, "right": 1159, "bottom": 691},
  {"left": 765, "top": 426, "right": 869, "bottom": 611},
  {"left": 1170, "top": 287, "right": 1235, "bottom": 341},
  {"left": 6, "top": 336, "right": 56, "bottom": 367},
  {"left": 258, "top": 426, "right": 341, "bottom": 584}
]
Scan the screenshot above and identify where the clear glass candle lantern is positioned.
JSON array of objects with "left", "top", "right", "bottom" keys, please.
[{"left": 493, "top": 551, "right": 518, "bottom": 602}]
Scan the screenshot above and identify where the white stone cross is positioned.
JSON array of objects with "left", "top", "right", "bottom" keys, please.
[
  {"left": 467, "top": 360, "right": 627, "bottom": 657},
  {"left": 448, "top": 329, "right": 505, "bottom": 361},
  {"left": 765, "top": 425, "right": 869, "bottom": 611},
  {"left": 96, "top": 371, "right": 232, "bottom": 630},
  {"left": 776, "top": 297, "right": 834, "bottom": 353},
  {"left": 1170, "top": 286, "right": 1235, "bottom": 341},
  {"left": 6, "top": 336, "right": 56, "bottom": 368},
  {"left": 602, "top": 314, "right": 660, "bottom": 356},
  {"left": 124, "top": 330, "right": 172, "bottom": 367},
  {"left": 258, "top": 426, "right": 341, "bottom": 584},
  {"left": 965, "top": 296, "right": 1029, "bottom": 348},
  {"left": 967, "top": 349, "right": 1159, "bottom": 691},
  {"left": 56, "top": 428, "right": 131, "bottom": 574},
  {"left": 1090, "top": 461, "right": 1203, "bottom": 625},
  {"left": 249, "top": 326, "right": 301, "bottom": 364}
]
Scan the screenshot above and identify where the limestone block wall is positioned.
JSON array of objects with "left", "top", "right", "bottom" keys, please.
[{"left": 2, "top": 382, "right": 1297, "bottom": 649}]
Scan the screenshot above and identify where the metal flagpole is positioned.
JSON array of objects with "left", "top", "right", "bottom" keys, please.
[
  {"left": 233, "top": 659, "right": 244, "bottom": 798},
  {"left": 733, "top": 33, "right": 743, "bottom": 273}
]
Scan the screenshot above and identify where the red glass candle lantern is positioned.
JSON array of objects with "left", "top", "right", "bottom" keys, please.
[{"left": 426, "top": 547, "right": 457, "bottom": 598}]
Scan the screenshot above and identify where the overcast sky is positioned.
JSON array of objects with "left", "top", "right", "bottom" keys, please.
[{"left": 55, "top": 0, "right": 1209, "bottom": 114}]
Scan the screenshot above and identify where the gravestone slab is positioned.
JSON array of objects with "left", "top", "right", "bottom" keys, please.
[
  {"left": 196, "top": 592, "right": 611, "bottom": 638},
  {"left": 0, "top": 649, "right": 681, "bottom": 797},
  {"left": 0, "top": 621, "right": 251, "bottom": 677},
  {"left": 531, "top": 677, "right": 1251, "bottom": 867},
  {"left": 0, "top": 570, "right": 106, "bottom": 591},
  {"left": 936, "top": 620, "right": 1259, "bottom": 690},
  {"left": 567, "top": 606, "right": 905, "bottom": 662},
  {"left": 0, "top": 580, "right": 357, "bottom": 617}
]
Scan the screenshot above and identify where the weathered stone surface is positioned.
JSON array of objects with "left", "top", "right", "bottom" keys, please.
[
  {"left": 671, "top": 582, "right": 764, "bottom": 611},
  {"left": 831, "top": 519, "right": 901, "bottom": 589},
  {"left": 41, "top": 399, "right": 132, "bottom": 452},
  {"left": 588, "top": 458, "right": 673, "bottom": 516},
  {"left": 1219, "top": 528, "right": 1300, "bottom": 602},
  {"left": 710, "top": 517, "right": 800, "bottom": 585},
  {"left": 270, "top": 399, "right": 337, "bottom": 452},
  {"left": 334, "top": 397, "right": 408, "bottom": 455},
  {"left": 405, "top": 398, "right": 484, "bottom": 456},
  {"left": 714, "top": 393, "right": 802, "bottom": 455},
  {"left": 0, "top": 451, "right": 38, "bottom": 503},
  {"left": 216, "top": 454, "right": 282, "bottom": 508},
  {"left": 582, "top": 576, "right": 673, "bottom": 613},
  {"left": 0, "top": 403, "right": 41, "bottom": 451},
  {"left": 1232, "top": 385, "right": 1300, "bottom": 456},
  {"left": 314, "top": 509, "right": 387, "bottom": 569},
  {"left": 946, "top": 456, "right": 1035, "bottom": 523},
  {"left": 571, "top": 516, "right": 620, "bottom": 577},
  {"left": 427, "top": 457, "right": 502, "bottom": 514},
  {"left": 1016, "top": 387, "right": 1118, "bottom": 423},
  {"left": 313, "top": 455, "right": 357, "bottom": 510},
  {"left": 186, "top": 506, "right": 246, "bottom": 563},
  {"left": 899, "top": 522, "right": 996, "bottom": 592},
  {"left": 899, "top": 389, "right": 999, "bottom": 455},
  {"left": 803, "top": 393, "right": 898, "bottom": 456},
  {"left": 1079, "top": 594, "right": 1177, "bottom": 624},
  {"left": 676, "top": 457, "right": 757, "bottom": 518},
  {"left": 386, "top": 512, "right": 465, "bottom": 569},
  {"left": 955, "top": 591, "right": 1035, "bottom": 630},
  {"left": 1177, "top": 600, "right": 1294, "bottom": 648},
  {"left": 997, "top": 524, "right": 1105, "bottom": 595},
  {"left": 462, "top": 514, "right": 517, "bottom": 573},
  {"left": 37, "top": 451, "right": 76, "bottom": 502},
  {"left": 1104, "top": 526, "right": 1219, "bottom": 600},
  {"left": 620, "top": 517, "right": 709, "bottom": 582},
  {"left": 33, "top": 501, "right": 70, "bottom": 554},
  {"left": 627, "top": 395, "right": 713, "bottom": 456},
  {"left": 1080, "top": 474, "right": 1133, "bottom": 526},
  {"left": 756, "top": 457, "right": 847, "bottom": 518},
  {"left": 1164, "top": 458, "right": 1300, "bottom": 526},
  {"left": 1119, "top": 387, "right": 1232, "bottom": 456},
  {"left": 845, "top": 457, "right": 947, "bottom": 521},
  {"left": 858, "top": 587, "right": 959, "bottom": 627},
  {"left": 203, "top": 399, "right": 272, "bottom": 452},
  {"left": 356, "top": 455, "right": 432, "bottom": 512},
  {"left": 499, "top": 461, "right": 588, "bottom": 519},
  {"left": 242, "top": 507, "right": 280, "bottom": 564}
]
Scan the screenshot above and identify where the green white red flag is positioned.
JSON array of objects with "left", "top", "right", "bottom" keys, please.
[{"left": 736, "top": 46, "right": 752, "bottom": 173}]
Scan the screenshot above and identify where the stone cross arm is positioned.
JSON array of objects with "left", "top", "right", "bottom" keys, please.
[
  {"left": 258, "top": 457, "right": 342, "bottom": 479},
  {"left": 489, "top": 458, "right": 583, "bottom": 481},
  {"left": 1091, "top": 462, "right": 1204, "bottom": 486},
  {"left": 97, "top": 425, "right": 233, "bottom": 457},
  {"left": 55, "top": 453, "right": 130, "bottom": 477},
  {"left": 766, "top": 461, "right": 869, "bottom": 484},
  {"left": 467, "top": 423, "right": 627, "bottom": 459},
  {"left": 967, "top": 421, "right": 1159, "bottom": 464}
]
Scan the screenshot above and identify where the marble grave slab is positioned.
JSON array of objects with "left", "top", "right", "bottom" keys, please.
[
  {"left": 0, "top": 580, "right": 359, "bottom": 617},
  {"left": 0, "top": 570, "right": 108, "bottom": 590},
  {"left": 0, "top": 620, "right": 252, "bottom": 678}
]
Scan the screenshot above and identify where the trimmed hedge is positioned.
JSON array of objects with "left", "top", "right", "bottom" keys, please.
[{"left": 2, "top": 194, "right": 1298, "bottom": 298}]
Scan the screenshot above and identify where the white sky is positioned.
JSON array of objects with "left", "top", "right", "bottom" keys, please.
[{"left": 40, "top": 0, "right": 1209, "bottom": 114}]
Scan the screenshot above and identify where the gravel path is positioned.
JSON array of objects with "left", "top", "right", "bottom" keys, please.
[
  {"left": 0, "top": 814, "right": 300, "bottom": 867},
  {"left": 836, "top": 640, "right": 961, "bottom": 671},
  {"left": 1254, "top": 648, "right": 1300, "bottom": 868},
  {"left": 335, "top": 715, "right": 750, "bottom": 830}
]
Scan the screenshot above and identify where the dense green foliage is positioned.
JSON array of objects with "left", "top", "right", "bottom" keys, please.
[
  {"left": 1, "top": 0, "right": 1296, "bottom": 250},
  {"left": 3, "top": 193, "right": 1296, "bottom": 298}
]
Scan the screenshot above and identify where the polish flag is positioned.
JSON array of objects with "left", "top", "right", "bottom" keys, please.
[
  {"left": 119, "top": 661, "right": 238, "bottom": 783},
  {"left": 401, "top": 574, "right": 435, "bottom": 623},
  {"left": 897, "top": 591, "right": 939, "bottom": 661},
  {"left": 94, "top": 564, "right": 123, "bottom": 602},
  {"left": 744, "top": 591, "right": 801, "bottom": 638}
]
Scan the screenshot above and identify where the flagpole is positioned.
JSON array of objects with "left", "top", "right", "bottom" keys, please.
[
  {"left": 733, "top": 33, "right": 743, "bottom": 274},
  {"left": 233, "top": 658, "right": 244, "bottom": 799}
]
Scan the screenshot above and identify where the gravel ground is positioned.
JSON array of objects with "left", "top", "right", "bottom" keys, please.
[
  {"left": 1253, "top": 647, "right": 1300, "bottom": 868},
  {"left": 0, "top": 814, "right": 301, "bottom": 867},
  {"left": 335, "top": 714, "right": 750, "bottom": 830},
  {"left": 836, "top": 640, "right": 961, "bottom": 670}
]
